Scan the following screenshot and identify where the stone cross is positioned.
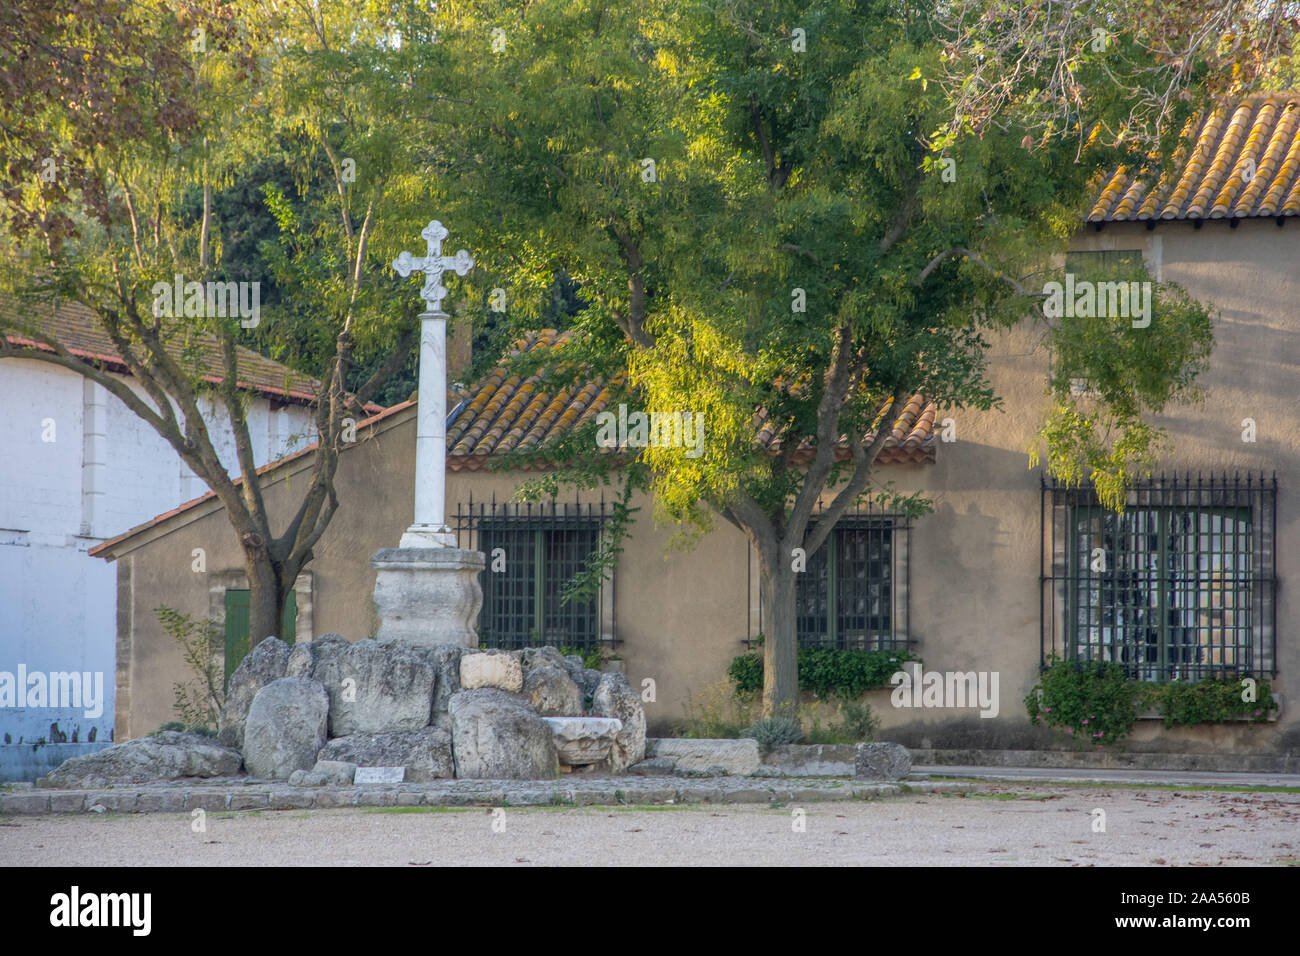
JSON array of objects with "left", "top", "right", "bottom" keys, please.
[
  {"left": 393, "top": 220, "right": 475, "bottom": 316},
  {"left": 393, "top": 220, "right": 474, "bottom": 549}
]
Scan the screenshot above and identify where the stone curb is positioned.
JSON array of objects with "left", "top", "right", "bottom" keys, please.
[{"left": 0, "top": 779, "right": 970, "bottom": 817}]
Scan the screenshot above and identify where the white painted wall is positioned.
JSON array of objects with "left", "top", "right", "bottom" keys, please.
[{"left": 0, "top": 358, "right": 316, "bottom": 743}]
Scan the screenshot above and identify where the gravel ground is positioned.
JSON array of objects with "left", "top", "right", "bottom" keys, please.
[{"left": 3, "top": 784, "right": 1298, "bottom": 866}]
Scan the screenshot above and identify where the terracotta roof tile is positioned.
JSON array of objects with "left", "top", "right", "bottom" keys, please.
[
  {"left": 1, "top": 296, "right": 325, "bottom": 404},
  {"left": 447, "top": 330, "right": 936, "bottom": 470},
  {"left": 1088, "top": 93, "right": 1300, "bottom": 222}
]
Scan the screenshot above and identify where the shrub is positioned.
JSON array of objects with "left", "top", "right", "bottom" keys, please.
[
  {"left": 558, "top": 645, "right": 604, "bottom": 671},
  {"left": 156, "top": 606, "right": 224, "bottom": 730},
  {"left": 1028, "top": 658, "right": 1280, "bottom": 744},
  {"left": 834, "top": 701, "right": 880, "bottom": 741},
  {"left": 1025, "top": 658, "right": 1145, "bottom": 746},
  {"left": 728, "top": 644, "right": 917, "bottom": 701},
  {"left": 1157, "top": 677, "right": 1278, "bottom": 726},
  {"left": 727, "top": 650, "right": 764, "bottom": 697},
  {"left": 674, "top": 680, "right": 757, "bottom": 739},
  {"left": 743, "top": 716, "right": 803, "bottom": 751}
]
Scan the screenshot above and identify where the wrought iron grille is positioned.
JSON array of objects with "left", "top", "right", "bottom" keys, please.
[
  {"left": 749, "top": 502, "right": 913, "bottom": 652},
  {"left": 1041, "top": 472, "right": 1277, "bottom": 681},
  {"left": 453, "top": 495, "right": 614, "bottom": 652}
]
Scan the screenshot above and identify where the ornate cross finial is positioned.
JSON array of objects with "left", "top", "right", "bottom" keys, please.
[{"left": 393, "top": 220, "right": 474, "bottom": 314}]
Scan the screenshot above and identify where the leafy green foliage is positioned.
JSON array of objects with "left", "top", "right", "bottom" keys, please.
[
  {"left": 156, "top": 606, "right": 224, "bottom": 731},
  {"left": 730, "top": 644, "right": 917, "bottom": 701},
  {"left": 675, "top": 681, "right": 758, "bottom": 740},
  {"left": 558, "top": 646, "right": 604, "bottom": 672},
  {"left": 743, "top": 716, "right": 803, "bottom": 751},
  {"left": 1025, "top": 658, "right": 1144, "bottom": 746},
  {"left": 1157, "top": 678, "right": 1278, "bottom": 727},
  {"left": 832, "top": 701, "right": 881, "bottom": 742},
  {"left": 1027, "top": 658, "right": 1279, "bottom": 743}
]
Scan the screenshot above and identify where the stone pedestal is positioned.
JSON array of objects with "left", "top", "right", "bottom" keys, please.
[{"left": 370, "top": 548, "right": 485, "bottom": 647}]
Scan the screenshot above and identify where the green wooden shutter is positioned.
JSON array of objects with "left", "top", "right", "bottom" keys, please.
[
  {"left": 224, "top": 588, "right": 297, "bottom": 687},
  {"left": 224, "top": 590, "right": 251, "bottom": 688}
]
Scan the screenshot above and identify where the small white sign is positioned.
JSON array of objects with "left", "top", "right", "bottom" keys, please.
[{"left": 354, "top": 766, "right": 405, "bottom": 784}]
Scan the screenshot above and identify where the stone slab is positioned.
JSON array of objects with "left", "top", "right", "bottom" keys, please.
[
  {"left": 355, "top": 767, "right": 406, "bottom": 784},
  {"left": 646, "top": 738, "right": 761, "bottom": 775}
]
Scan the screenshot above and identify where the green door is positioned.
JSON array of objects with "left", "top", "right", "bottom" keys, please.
[{"left": 224, "top": 589, "right": 297, "bottom": 687}]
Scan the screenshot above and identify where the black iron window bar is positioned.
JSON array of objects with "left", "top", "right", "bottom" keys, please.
[
  {"left": 1040, "top": 472, "right": 1277, "bottom": 681},
  {"left": 745, "top": 501, "right": 913, "bottom": 654},
  {"left": 454, "top": 493, "right": 615, "bottom": 653}
]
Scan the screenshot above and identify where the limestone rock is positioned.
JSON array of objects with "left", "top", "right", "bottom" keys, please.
[
  {"left": 317, "top": 728, "right": 454, "bottom": 782},
  {"left": 310, "top": 638, "right": 437, "bottom": 736},
  {"left": 854, "top": 742, "right": 912, "bottom": 781},
  {"left": 311, "top": 760, "right": 358, "bottom": 785},
  {"left": 646, "top": 738, "right": 760, "bottom": 776},
  {"left": 429, "top": 643, "right": 464, "bottom": 731},
  {"left": 542, "top": 716, "right": 623, "bottom": 766},
  {"left": 628, "top": 756, "right": 676, "bottom": 776},
  {"left": 217, "top": 636, "right": 291, "bottom": 749},
  {"left": 448, "top": 688, "right": 558, "bottom": 779},
  {"left": 285, "top": 641, "right": 316, "bottom": 679},
  {"left": 242, "top": 678, "right": 330, "bottom": 780},
  {"left": 523, "top": 666, "right": 582, "bottom": 717},
  {"left": 288, "top": 770, "right": 328, "bottom": 787},
  {"left": 459, "top": 651, "right": 523, "bottom": 693},
  {"left": 562, "top": 656, "right": 602, "bottom": 699},
  {"left": 592, "top": 672, "right": 646, "bottom": 772},
  {"left": 38, "top": 732, "right": 241, "bottom": 788},
  {"left": 518, "top": 646, "right": 567, "bottom": 674}
]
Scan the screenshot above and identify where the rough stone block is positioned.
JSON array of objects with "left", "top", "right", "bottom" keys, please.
[
  {"left": 459, "top": 652, "right": 524, "bottom": 693},
  {"left": 243, "top": 678, "right": 330, "bottom": 780},
  {"left": 449, "top": 688, "right": 558, "bottom": 779},
  {"left": 647, "top": 738, "right": 760, "bottom": 775},
  {"left": 854, "top": 742, "right": 912, "bottom": 781},
  {"left": 229, "top": 792, "right": 270, "bottom": 811}
]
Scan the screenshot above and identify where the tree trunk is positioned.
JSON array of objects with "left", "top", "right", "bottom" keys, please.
[
  {"left": 245, "top": 548, "right": 287, "bottom": 650},
  {"left": 757, "top": 545, "right": 799, "bottom": 717}
]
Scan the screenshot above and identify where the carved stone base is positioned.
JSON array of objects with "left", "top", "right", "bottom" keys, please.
[{"left": 370, "top": 547, "right": 485, "bottom": 647}]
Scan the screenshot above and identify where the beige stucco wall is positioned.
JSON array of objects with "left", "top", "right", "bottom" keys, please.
[{"left": 107, "top": 216, "right": 1299, "bottom": 756}]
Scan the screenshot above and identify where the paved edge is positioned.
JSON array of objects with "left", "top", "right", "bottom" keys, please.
[
  {"left": 0, "top": 779, "right": 970, "bottom": 816},
  {"left": 914, "top": 765, "right": 1300, "bottom": 788}
]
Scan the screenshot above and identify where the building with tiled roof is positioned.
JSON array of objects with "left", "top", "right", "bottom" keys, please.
[
  {"left": 64, "top": 99, "right": 1300, "bottom": 769},
  {"left": 1089, "top": 92, "right": 1300, "bottom": 222},
  {"left": 1, "top": 297, "right": 322, "bottom": 404},
  {"left": 447, "top": 328, "right": 938, "bottom": 469},
  {"left": 0, "top": 297, "right": 329, "bottom": 775}
]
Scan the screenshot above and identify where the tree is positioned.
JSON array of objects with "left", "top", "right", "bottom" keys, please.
[
  {"left": 418, "top": 0, "right": 1227, "bottom": 715},
  {"left": 0, "top": 0, "right": 423, "bottom": 645}
]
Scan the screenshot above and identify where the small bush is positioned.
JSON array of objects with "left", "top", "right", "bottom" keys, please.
[
  {"left": 729, "top": 644, "right": 917, "bottom": 701},
  {"left": 156, "top": 606, "right": 224, "bottom": 730},
  {"left": 1026, "top": 658, "right": 1145, "bottom": 746},
  {"left": 727, "top": 651, "right": 764, "bottom": 697},
  {"left": 558, "top": 645, "right": 604, "bottom": 671},
  {"left": 1157, "top": 677, "right": 1278, "bottom": 726},
  {"left": 674, "top": 680, "right": 757, "bottom": 739},
  {"left": 153, "top": 721, "right": 217, "bottom": 737},
  {"left": 834, "top": 701, "right": 880, "bottom": 742},
  {"left": 743, "top": 716, "right": 803, "bottom": 751}
]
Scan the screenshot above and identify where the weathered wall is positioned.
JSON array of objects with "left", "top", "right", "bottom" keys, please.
[
  {"left": 0, "top": 356, "right": 315, "bottom": 757},
  {"left": 105, "top": 216, "right": 1300, "bottom": 756}
]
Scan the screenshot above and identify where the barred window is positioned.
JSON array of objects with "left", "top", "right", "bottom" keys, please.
[
  {"left": 794, "top": 516, "right": 910, "bottom": 652},
  {"left": 457, "top": 498, "right": 612, "bottom": 652},
  {"left": 1042, "top": 474, "right": 1277, "bottom": 681}
]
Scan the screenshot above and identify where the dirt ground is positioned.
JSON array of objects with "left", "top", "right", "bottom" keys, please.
[{"left": 2, "top": 784, "right": 1298, "bottom": 866}]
